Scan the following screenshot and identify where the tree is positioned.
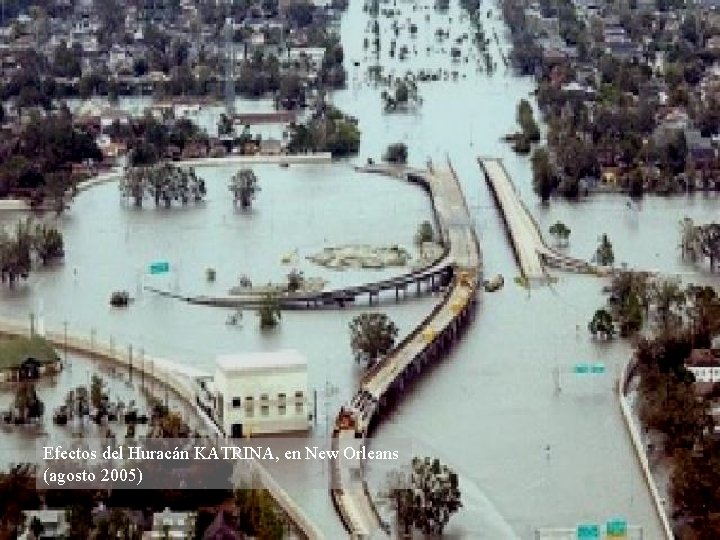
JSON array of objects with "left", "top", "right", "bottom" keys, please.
[
  {"left": 120, "top": 164, "right": 206, "bottom": 208},
  {"left": 588, "top": 308, "right": 615, "bottom": 339},
  {"left": 531, "top": 147, "right": 556, "bottom": 201},
  {"left": 66, "top": 504, "right": 92, "bottom": 539},
  {"left": 229, "top": 169, "right": 261, "bottom": 208},
  {"left": 651, "top": 278, "right": 685, "bottom": 331},
  {"left": 548, "top": 221, "right": 571, "bottom": 246},
  {"left": 594, "top": 234, "right": 615, "bottom": 266},
  {"left": 234, "top": 489, "right": 285, "bottom": 538},
  {"left": 383, "top": 143, "right": 408, "bottom": 164},
  {"left": 349, "top": 313, "right": 398, "bottom": 365},
  {"left": 697, "top": 223, "right": 720, "bottom": 271},
  {"left": 90, "top": 375, "right": 105, "bottom": 409},
  {"left": 217, "top": 113, "right": 233, "bottom": 136},
  {"left": 516, "top": 99, "right": 540, "bottom": 142},
  {"left": 257, "top": 294, "right": 281, "bottom": 329},
  {"left": 415, "top": 221, "right": 434, "bottom": 246},
  {"left": 287, "top": 269, "right": 303, "bottom": 292},
  {"left": 0, "top": 219, "right": 32, "bottom": 286},
  {"left": 391, "top": 457, "right": 462, "bottom": 535},
  {"left": 33, "top": 224, "right": 64, "bottom": 265},
  {"left": 679, "top": 217, "right": 701, "bottom": 261}
]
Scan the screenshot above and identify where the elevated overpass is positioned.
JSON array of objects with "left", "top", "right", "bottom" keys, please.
[
  {"left": 478, "top": 157, "right": 612, "bottom": 281},
  {"left": 330, "top": 161, "right": 482, "bottom": 537}
]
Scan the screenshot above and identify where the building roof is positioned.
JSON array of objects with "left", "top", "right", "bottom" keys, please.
[
  {"left": 0, "top": 336, "right": 59, "bottom": 371},
  {"left": 215, "top": 350, "right": 307, "bottom": 373},
  {"left": 686, "top": 348, "right": 720, "bottom": 368}
]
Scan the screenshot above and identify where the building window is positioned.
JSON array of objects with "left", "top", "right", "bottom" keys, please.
[
  {"left": 232, "top": 397, "right": 242, "bottom": 408},
  {"left": 261, "top": 405, "right": 270, "bottom": 416},
  {"left": 295, "top": 391, "right": 304, "bottom": 400},
  {"left": 279, "top": 405, "right": 287, "bottom": 416},
  {"left": 245, "top": 396, "right": 254, "bottom": 411},
  {"left": 260, "top": 393, "right": 269, "bottom": 402},
  {"left": 246, "top": 407, "right": 254, "bottom": 418},
  {"left": 295, "top": 402, "right": 303, "bottom": 414},
  {"left": 278, "top": 392, "right": 286, "bottom": 402}
]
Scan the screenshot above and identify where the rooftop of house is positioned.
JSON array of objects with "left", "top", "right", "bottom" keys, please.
[
  {"left": 0, "top": 336, "right": 59, "bottom": 371},
  {"left": 685, "top": 348, "right": 720, "bottom": 368},
  {"left": 216, "top": 349, "right": 307, "bottom": 373}
]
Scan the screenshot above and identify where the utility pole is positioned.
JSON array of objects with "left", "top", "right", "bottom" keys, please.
[
  {"left": 140, "top": 348, "right": 145, "bottom": 392},
  {"left": 128, "top": 344, "right": 133, "bottom": 383},
  {"left": 63, "top": 321, "right": 68, "bottom": 365},
  {"left": 224, "top": 2, "right": 235, "bottom": 117}
]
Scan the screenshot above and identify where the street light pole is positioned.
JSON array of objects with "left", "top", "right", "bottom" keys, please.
[{"left": 63, "top": 321, "right": 68, "bottom": 366}]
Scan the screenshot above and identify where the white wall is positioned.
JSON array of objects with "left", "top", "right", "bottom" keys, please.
[{"left": 215, "top": 367, "right": 308, "bottom": 436}]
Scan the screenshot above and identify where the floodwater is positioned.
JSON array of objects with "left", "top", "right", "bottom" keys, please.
[{"left": 1, "top": 0, "right": 718, "bottom": 537}]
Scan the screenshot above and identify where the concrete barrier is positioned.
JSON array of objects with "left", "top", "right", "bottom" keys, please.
[{"left": 617, "top": 357, "right": 674, "bottom": 540}]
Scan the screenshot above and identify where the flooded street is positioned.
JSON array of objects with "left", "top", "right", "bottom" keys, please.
[{"left": 1, "top": 0, "right": 718, "bottom": 537}]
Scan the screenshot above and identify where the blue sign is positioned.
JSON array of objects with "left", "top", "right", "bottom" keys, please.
[
  {"left": 149, "top": 261, "right": 170, "bottom": 274},
  {"left": 577, "top": 524, "right": 600, "bottom": 539},
  {"left": 590, "top": 362, "right": 606, "bottom": 374}
]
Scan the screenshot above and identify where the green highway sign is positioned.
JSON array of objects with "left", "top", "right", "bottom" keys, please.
[
  {"left": 149, "top": 261, "right": 170, "bottom": 274},
  {"left": 574, "top": 363, "right": 590, "bottom": 374},
  {"left": 606, "top": 518, "right": 627, "bottom": 537},
  {"left": 573, "top": 363, "right": 606, "bottom": 374},
  {"left": 576, "top": 524, "right": 600, "bottom": 539}
]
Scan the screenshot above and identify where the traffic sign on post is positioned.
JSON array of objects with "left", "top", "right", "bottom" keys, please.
[
  {"left": 149, "top": 261, "right": 170, "bottom": 275},
  {"left": 606, "top": 518, "right": 627, "bottom": 537},
  {"left": 576, "top": 524, "right": 599, "bottom": 540},
  {"left": 590, "top": 362, "right": 606, "bottom": 374},
  {"left": 574, "top": 363, "right": 590, "bottom": 374}
]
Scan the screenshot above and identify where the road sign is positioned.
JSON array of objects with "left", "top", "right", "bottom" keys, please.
[
  {"left": 573, "top": 363, "right": 590, "bottom": 374},
  {"left": 576, "top": 524, "right": 599, "bottom": 539},
  {"left": 607, "top": 518, "right": 627, "bottom": 537},
  {"left": 149, "top": 261, "right": 170, "bottom": 274},
  {"left": 573, "top": 363, "right": 605, "bottom": 374}
]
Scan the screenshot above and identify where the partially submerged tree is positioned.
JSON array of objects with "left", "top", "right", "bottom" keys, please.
[
  {"left": 33, "top": 223, "right": 64, "bottom": 265},
  {"left": 229, "top": 169, "right": 261, "bottom": 208},
  {"left": 257, "top": 294, "right": 281, "bottom": 329},
  {"left": 390, "top": 457, "right": 462, "bottom": 535},
  {"left": 14, "top": 382, "right": 44, "bottom": 422},
  {"left": 415, "top": 221, "right": 434, "bottom": 246},
  {"left": 120, "top": 163, "right": 206, "bottom": 208},
  {"left": 383, "top": 142, "right": 408, "bottom": 164},
  {"left": 593, "top": 234, "right": 615, "bottom": 266},
  {"left": 548, "top": 221, "right": 571, "bottom": 246},
  {"left": 588, "top": 308, "right": 615, "bottom": 339},
  {"left": 349, "top": 312, "right": 398, "bottom": 365},
  {"left": 0, "top": 218, "right": 65, "bottom": 286}
]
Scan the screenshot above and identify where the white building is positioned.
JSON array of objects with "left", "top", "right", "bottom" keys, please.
[
  {"left": 685, "top": 349, "right": 720, "bottom": 384},
  {"left": 143, "top": 508, "right": 196, "bottom": 539},
  {"left": 214, "top": 350, "right": 309, "bottom": 437}
]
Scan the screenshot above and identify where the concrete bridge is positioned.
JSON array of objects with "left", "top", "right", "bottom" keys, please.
[
  {"left": 330, "top": 161, "right": 482, "bottom": 538},
  {"left": 478, "top": 157, "right": 612, "bottom": 281},
  {"left": 147, "top": 164, "right": 460, "bottom": 310}
]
